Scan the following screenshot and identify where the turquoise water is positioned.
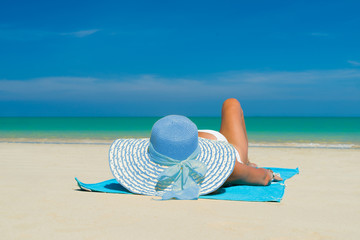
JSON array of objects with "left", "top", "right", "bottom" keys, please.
[{"left": 0, "top": 117, "right": 359, "bottom": 147}]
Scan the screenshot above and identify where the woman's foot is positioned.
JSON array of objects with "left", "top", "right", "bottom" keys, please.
[{"left": 248, "top": 162, "right": 258, "bottom": 168}]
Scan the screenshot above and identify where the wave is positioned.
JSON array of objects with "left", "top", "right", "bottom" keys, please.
[
  {"left": 0, "top": 138, "right": 359, "bottom": 149},
  {"left": 249, "top": 142, "right": 359, "bottom": 149}
]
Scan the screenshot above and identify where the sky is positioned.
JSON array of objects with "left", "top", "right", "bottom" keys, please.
[{"left": 0, "top": 0, "right": 359, "bottom": 117}]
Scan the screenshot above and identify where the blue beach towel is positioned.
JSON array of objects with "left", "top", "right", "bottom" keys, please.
[{"left": 75, "top": 167, "right": 299, "bottom": 202}]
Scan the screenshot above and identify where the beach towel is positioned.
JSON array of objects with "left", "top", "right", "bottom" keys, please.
[{"left": 75, "top": 167, "right": 299, "bottom": 202}]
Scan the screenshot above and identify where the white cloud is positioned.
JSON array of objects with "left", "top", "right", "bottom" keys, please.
[
  {"left": 215, "top": 69, "right": 360, "bottom": 84},
  {"left": 0, "top": 28, "right": 100, "bottom": 40},
  {"left": 60, "top": 29, "right": 100, "bottom": 38},
  {"left": 348, "top": 60, "right": 360, "bottom": 67},
  {"left": 0, "top": 69, "right": 359, "bottom": 102}
]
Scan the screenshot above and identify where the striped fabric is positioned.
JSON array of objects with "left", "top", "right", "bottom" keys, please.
[{"left": 109, "top": 137, "right": 236, "bottom": 196}]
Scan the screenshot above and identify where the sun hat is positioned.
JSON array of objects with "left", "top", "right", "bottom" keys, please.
[{"left": 108, "top": 115, "right": 236, "bottom": 200}]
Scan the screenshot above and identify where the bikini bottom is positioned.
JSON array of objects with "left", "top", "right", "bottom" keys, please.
[{"left": 198, "top": 129, "right": 242, "bottom": 164}]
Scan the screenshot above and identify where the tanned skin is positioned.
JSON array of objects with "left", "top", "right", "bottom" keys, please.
[{"left": 198, "top": 98, "right": 282, "bottom": 186}]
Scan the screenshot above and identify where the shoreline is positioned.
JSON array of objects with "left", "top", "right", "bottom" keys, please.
[{"left": 0, "top": 137, "right": 359, "bottom": 149}]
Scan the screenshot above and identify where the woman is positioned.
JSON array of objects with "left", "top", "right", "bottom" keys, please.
[
  {"left": 199, "top": 98, "right": 282, "bottom": 185},
  {"left": 108, "top": 98, "right": 281, "bottom": 200}
]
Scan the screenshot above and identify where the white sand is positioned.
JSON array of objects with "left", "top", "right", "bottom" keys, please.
[{"left": 1, "top": 142, "right": 359, "bottom": 239}]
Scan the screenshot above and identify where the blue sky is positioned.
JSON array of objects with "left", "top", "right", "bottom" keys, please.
[{"left": 0, "top": 0, "right": 359, "bottom": 116}]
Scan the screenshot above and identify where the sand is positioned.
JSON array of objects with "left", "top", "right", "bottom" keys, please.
[{"left": 0, "top": 142, "right": 359, "bottom": 239}]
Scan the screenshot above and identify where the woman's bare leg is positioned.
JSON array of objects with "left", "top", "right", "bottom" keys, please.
[
  {"left": 219, "top": 98, "right": 250, "bottom": 165},
  {"left": 218, "top": 98, "right": 277, "bottom": 185}
]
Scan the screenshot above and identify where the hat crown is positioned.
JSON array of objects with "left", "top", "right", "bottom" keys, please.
[{"left": 150, "top": 115, "right": 198, "bottom": 160}]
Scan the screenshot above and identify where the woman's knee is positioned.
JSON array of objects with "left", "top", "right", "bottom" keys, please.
[{"left": 222, "top": 98, "right": 243, "bottom": 115}]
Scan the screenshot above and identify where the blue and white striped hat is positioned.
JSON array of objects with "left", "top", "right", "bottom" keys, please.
[{"left": 109, "top": 115, "right": 236, "bottom": 200}]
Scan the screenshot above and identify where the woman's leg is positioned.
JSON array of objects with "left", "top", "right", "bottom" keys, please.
[
  {"left": 219, "top": 98, "right": 250, "bottom": 165},
  {"left": 198, "top": 98, "right": 275, "bottom": 185},
  {"left": 219, "top": 98, "right": 276, "bottom": 185}
]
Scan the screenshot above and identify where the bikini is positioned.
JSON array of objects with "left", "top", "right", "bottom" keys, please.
[{"left": 198, "top": 130, "right": 242, "bottom": 164}]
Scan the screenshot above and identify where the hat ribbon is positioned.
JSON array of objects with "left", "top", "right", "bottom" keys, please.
[{"left": 148, "top": 143, "right": 207, "bottom": 200}]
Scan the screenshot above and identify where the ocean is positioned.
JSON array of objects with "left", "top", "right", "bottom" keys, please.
[{"left": 0, "top": 117, "right": 359, "bottom": 148}]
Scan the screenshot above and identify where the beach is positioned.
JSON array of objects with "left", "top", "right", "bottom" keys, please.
[
  {"left": 3, "top": 0, "right": 360, "bottom": 238},
  {"left": 1, "top": 142, "right": 359, "bottom": 239}
]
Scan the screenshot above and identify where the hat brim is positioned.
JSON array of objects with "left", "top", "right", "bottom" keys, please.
[{"left": 108, "top": 138, "right": 236, "bottom": 196}]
